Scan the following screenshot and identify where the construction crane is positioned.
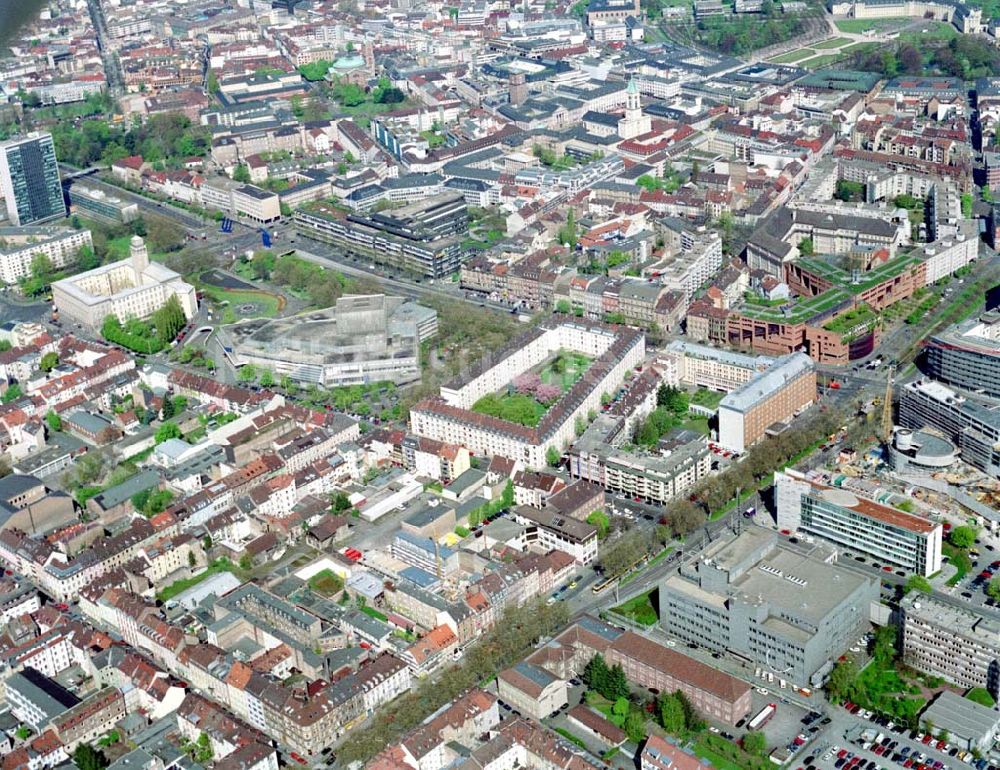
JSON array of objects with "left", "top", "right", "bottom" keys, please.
[{"left": 880, "top": 364, "right": 896, "bottom": 445}]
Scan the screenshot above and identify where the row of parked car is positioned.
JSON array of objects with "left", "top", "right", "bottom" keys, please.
[{"left": 840, "top": 713, "right": 999, "bottom": 770}]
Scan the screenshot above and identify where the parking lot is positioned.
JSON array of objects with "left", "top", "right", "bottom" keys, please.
[
  {"left": 743, "top": 697, "right": 828, "bottom": 762},
  {"left": 950, "top": 551, "right": 1000, "bottom": 611},
  {"left": 808, "top": 704, "right": 1000, "bottom": 770}
]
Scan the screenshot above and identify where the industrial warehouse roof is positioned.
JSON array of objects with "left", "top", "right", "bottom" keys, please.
[{"left": 922, "top": 691, "right": 1000, "bottom": 745}]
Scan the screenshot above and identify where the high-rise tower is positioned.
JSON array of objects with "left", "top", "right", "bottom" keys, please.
[{"left": 0, "top": 132, "right": 66, "bottom": 227}]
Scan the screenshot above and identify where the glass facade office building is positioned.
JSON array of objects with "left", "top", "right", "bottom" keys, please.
[{"left": 0, "top": 133, "right": 66, "bottom": 226}]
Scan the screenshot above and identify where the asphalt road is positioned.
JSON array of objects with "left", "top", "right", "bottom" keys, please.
[
  {"left": 0, "top": 293, "right": 52, "bottom": 325},
  {"left": 292, "top": 238, "right": 525, "bottom": 316}
]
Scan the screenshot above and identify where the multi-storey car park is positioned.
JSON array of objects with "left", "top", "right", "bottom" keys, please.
[
  {"left": 725, "top": 197, "right": 980, "bottom": 364},
  {"left": 410, "top": 317, "right": 644, "bottom": 467}
]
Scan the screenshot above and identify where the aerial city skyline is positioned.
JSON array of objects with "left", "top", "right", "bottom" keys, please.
[{"left": 0, "top": 2, "right": 995, "bottom": 770}]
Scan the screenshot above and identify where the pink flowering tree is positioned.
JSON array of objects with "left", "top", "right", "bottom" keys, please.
[
  {"left": 535, "top": 383, "right": 562, "bottom": 404},
  {"left": 513, "top": 373, "right": 542, "bottom": 395}
]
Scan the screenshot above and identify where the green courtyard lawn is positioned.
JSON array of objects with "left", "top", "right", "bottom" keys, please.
[
  {"left": 470, "top": 350, "right": 593, "bottom": 427},
  {"left": 899, "top": 21, "right": 958, "bottom": 42},
  {"left": 157, "top": 558, "right": 240, "bottom": 602},
  {"left": 743, "top": 291, "right": 789, "bottom": 307},
  {"left": 690, "top": 388, "right": 725, "bottom": 410},
  {"left": 610, "top": 589, "right": 658, "bottom": 626},
  {"left": 359, "top": 605, "right": 389, "bottom": 622},
  {"left": 824, "top": 304, "right": 877, "bottom": 335},
  {"left": 850, "top": 658, "right": 926, "bottom": 724},
  {"left": 966, "top": 687, "right": 996, "bottom": 707},
  {"left": 472, "top": 392, "right": 547, "bottom": 427},
  {"left": 462, "top": 229, "right": 505, "bottom": 251},
  {"left": 584, "top": 691, "right": 622, "bottom": 724},
  {"left": 693, "top": 733, "right": 774, "bottom": 770},
  {"left": 683, "top": 416, "right": 711, "bottom": 436},
  {"left": 199, "top": 285, "right": 283, "bottom": 321},
  {"left": 540, "top": 350, "right": 592, "bottom": 392},
  {"left": 801, "top": 53, "right": 851, "bottom": 69},
  {"left": 769, "top": 48, "right": 816, "bottom": 64},
  {"left": 308, "top": 568, "right": 344, "bottom": 597}
]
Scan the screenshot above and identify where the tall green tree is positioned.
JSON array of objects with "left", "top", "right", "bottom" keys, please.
[
  {"left": 154, "top": 422, "right": 182, "bottom": 444},
  {"left": 152, "top": 296, "right": 186, "bottom": 345},
  {"left": 659, "top": 693, "right": 686, "bottom": 734},
  {"left": 674, "top": 690, "right": 704, "bottom": 732},
  {"left": 873, "top": 624, "right": 898, "bottom": 664},
  {"left": 237, "top": 364, "right": 258, "bottom": 384},
  {"left": 45, "top": 411, "right": 61, "bottom": 432},
  {"left": 39, "top": 352, "right": 59, "bottom": 372},
  {"left": 742, "top": 730, "right": 767, "bottom": 756},
  {"left": 558, "top": 209, "right": 578, "bottom": 248},
  {"left": 583, "top": 653, "right": 610, "bottom": 694},
  {"left": 904, "top": 575, "right": 932, "bottom": 595},
  {"left": 608, "top": 663, "right": 629, "bottom": 700},
  {"left": 625, "top": 709, "right": 647, "bottom": 743},
  {"left": 949, "top": 525, "right": 977, "bottom": 548},
  {"left": 73, "top": 745, "right": 107, "bottom": 770},
  {"left": 826, "top": 658, "right": 858, "bottom": 703}
]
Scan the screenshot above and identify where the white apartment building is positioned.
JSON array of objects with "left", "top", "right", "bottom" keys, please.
[
  {"left": 634, "top": 75, "right": 681, "bottom": 101},
  {"left": 601, "top": 443, "right": 711, "bottom": 504},
  {"left": 651, "top": 228, "right": 724, "bottom": 303},
  {"left": 412, "top": 320, "right": 644, "bottom": 467},
  {"left": 918, "top": 234, "right": 977, "bottom": 285},
  {"left": 658, "top": 341, "right": 774, "bottom": 393},
  {"left": 513, "top": 505, "right": 599, "bottom": 564},
  {"left": 51, "top": 236, "right": 198, "bottom": 329},
  {"left": 201, "top": 180, "right": 281, "bottom": 225},
  {"left": 0, "top": 226, "right": 92, "bottom": 285},
  {"left": 6, "top": 668, "right": 79, "bottom": 732},
  {"left": 776, "top": 468, "right": 943, "bottom": 577}
]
